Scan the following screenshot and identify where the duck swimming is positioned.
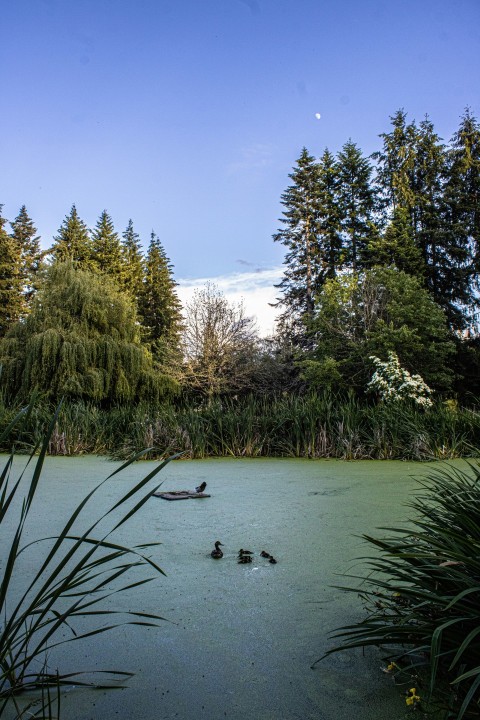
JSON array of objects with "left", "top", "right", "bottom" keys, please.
[
  {"left": 269, "top": 557, "right": 277, "bottom": 564},
  {"left": 260, "top": 551, "right": 271, "bottom": 558},
  {"left": 238, "top": 555, "right": 252, "bottom": 564},
  {"left": 196, "top": 481, "right": 207, "bottom": 493},
  {"left": 211, "top": 541, "right": 223, "bottom": 559},
  {"left": 238, "top": 549, "right": 253, "bottom": 556}
]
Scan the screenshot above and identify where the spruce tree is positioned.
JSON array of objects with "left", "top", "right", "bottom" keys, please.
[
  {"left": 317, "top": 149, "right": 343, "bottom": 280},
  {"left": 138, "top": 232, "right": 183, "bottom": 367},
  {"left": 445, "top": 109, "right": 480, "bottom": 316},
  {"left": 50, "top": 205, "right": 93, "bottom": 268},
  {"left": 121, "top": 219, "right": 145, "bottom": 303},
  {"left": 367, "top": 206, "right": 425, "bottom": 276},
  {"left": 91, "top": 210, "right": 124, "bottom": 287},
  {"left": 10, "top": 205, "right": 43, "bottom": 309},
  {"left": 273, "top": 148, "right": 323, "bottom": 337},
  {"left": 336, "top": 140, "right": 377, "bottom": 271},
  {"left": 0, "top": 206, "right": 23, "bottom": 337},
  {"left": 373, "top": 109, "right": 418, "bottom": 213}
]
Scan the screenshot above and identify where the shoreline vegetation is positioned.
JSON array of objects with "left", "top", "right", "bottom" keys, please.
[{"left": 1, "top": 394, "right": 479, "bottom": 461}]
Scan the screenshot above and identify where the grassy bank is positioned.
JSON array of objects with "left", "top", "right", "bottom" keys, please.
[{"left": 0, "top": 394, "right": 479, "bottom": 460}]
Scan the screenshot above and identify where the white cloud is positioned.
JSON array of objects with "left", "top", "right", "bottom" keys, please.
[{"left": 177, "top": 266, "right": 283, "bottom": 337}]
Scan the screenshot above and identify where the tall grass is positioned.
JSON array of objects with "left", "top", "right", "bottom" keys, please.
[
  {"left": 0, "top": 402, "right": 177, "bottom": 718},
  {"left": 0, "top": 393, "right": 479, "bottom": 460},
  {"left": 318, "top": 461, "right": 480, "bottom": 719}
]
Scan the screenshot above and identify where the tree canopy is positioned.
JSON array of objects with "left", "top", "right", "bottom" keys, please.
[{"left": 0, "top": 262, "right": 178, "bottom": 404}]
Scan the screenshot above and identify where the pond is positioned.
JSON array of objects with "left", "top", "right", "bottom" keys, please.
[{"left": 4, "top": 455, "right": 442, "bottom": 720}]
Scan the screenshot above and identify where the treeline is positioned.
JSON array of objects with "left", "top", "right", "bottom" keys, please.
[
  {"left": 273, "top": 108, "right": 480, "bottom": 399},
  {"left": 0, "top": 108, "right": 480, "bottom": 433}
]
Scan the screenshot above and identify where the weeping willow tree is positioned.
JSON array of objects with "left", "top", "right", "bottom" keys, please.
[{"left": 0, "top": 261, "right": 178, "bottom": 404}]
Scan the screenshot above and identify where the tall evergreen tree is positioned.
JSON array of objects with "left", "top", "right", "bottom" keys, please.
[
  {"left": 445, "top": 108, "right": 480, "bottom": 318},
  {"left": 336, "top": 140, "right": 377, "bottom": 271},
  {"left": 10, "top": 205, "right": 43, "bottom": 308},
  {"left": 373, "top": 109, "right": 418, "bottom": 214},
  {"left": 121, "top": 219, "right": 145, "bottom": 303},
  {"left": 50, "top": 204, "right": 93, "bottom": 268},
  {"left": 273, "top": 148, "right": 323, "bottom": 336},
  {"left": 0, "top": 206, "right": 23, "bottom": 337},
  {"left": 91, "top": 210, "right": 124, "bottom": 286},
  {"left": 367, "top": 206, "right": 425, "bottom": 277},
  {"left": 317, "top": 149, "right": 343, "bottom": 280},
  {"left": 138, "top": 232, "right": 183, "bottom": 366}
]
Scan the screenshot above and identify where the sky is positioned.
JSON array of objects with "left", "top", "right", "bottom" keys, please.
[{"left": 1, "top": 0, "right": 479, "bottom": 333}]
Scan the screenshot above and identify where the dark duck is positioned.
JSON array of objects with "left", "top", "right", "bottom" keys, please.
[{"left": 211, "top": 541, "right": 224, "bottom": 559}]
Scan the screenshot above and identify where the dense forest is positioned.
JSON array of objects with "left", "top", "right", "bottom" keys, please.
[{"left": 1, "top": 108, "right": 480, "bottom": 459}]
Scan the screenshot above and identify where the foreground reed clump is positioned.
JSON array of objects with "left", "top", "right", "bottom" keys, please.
[
  {"left": 319, "top": 462, "right": 480, "bottom": 719},
  {"left": 0, "top": 403, "right": 177, "bottom": 719},
  {"left": 0, "top": 393, "right": 479, "bottom": 460}
]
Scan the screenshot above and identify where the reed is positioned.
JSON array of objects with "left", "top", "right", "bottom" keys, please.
[
  {"left": 318, "top": 461, "right": 480, "bottom": 718},
  {"left": 0, "top": 402, "right": 177, "bottom": 718},
  {"left": 1, "top": 393, "right": 479, "bottom": 460}
]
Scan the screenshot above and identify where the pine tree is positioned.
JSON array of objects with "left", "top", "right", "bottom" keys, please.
[
  {"left": 373, "top": 109, "right": 418, "bottom": 213},
  {"left": 50, "top": 205, "right": 93, "bottom": 268},
  {"left": 121, "top": 219, "right": 145, "bottom": 303},
  {"left": 138, "top": 232, "right": 183, "bottom": 366},
  {"left": 367, "top": 206, "right": 425, "bottom": 276},
  {"left": 317, "top": 149, "right": 343, "bottom": 280},
  {"left": 91, "top": 210, "right": 124, "bottom": 286},
  {"left": 0, "top": 206, "right": 23, "bottom": 337},
  {"left": 445, "top": 108, "right": 480, "bottom": 320},
  {"left": 336, "top": 140, "right": 377, "bottom": 271},
  {"left": 10, "top": 205, "right": 43, "bottom": 309},
  {"left": 273, "top": 148, "right": 323, "bottom": 336}
]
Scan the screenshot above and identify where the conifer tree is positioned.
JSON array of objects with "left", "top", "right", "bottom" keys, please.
[
  {"left": 10, "top": 205, "right": 43, "bottom": 308},
  {"left": 317, "top": 149, "right": 343, "bottom": 280},
  {"left": 50, "top": 204, "right": 93, "bottom": 268},
  {"left": 336, "top": 140, "right": 377, "bottom": 272},
  {"left": 121, "top": 219, "right": 145, "bottom": 303},
  {"left": 91, "top": 210, "right": 124, "bottom": 287},
  {"left": 274, "top": 148, "right": 323, "bottom": 336},
  {"left": 138, "top": 232, "right": 183, "bottom": 366},
  {"left": 445, "top": 109, "right": 480, "bottom": 314},
  {"left": 0, "top": 206, "right": 23, "bottom": 337},
  {"left": 373, "top": 109, "right": 418, "bottom": 213},
  {"left": 367, "top": 206, "right": 425, "bottom": 276}
]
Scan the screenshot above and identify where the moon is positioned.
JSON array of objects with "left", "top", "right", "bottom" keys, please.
[{"left": 315, "top": 113, "right": 321, "bottom": 120}]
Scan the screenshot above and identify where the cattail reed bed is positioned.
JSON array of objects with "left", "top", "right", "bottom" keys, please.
[{"left": 0, "top": 394, "right": 479, "bottom": 460}]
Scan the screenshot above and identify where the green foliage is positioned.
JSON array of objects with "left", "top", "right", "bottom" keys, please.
[
  {"left": 50, "top": 205, "right": 93, "bottom": 269},
  {"left": 308, "top": 267, "right": 454, "bottom": 393},
  {"left": 0, "top": 261, "right": 177, "bottom": 404},
  {"left": 2, "top": 394, "right": 478, "bottom": 461},
  {"left": 321, "top": 462, "right": 480, "bottom": 719},
  {"left": 91, "top": 209, "right": 124, "bottom": 286},
  {"left": 10, "top": 205, "right": 43, "bottom": 310},
  {"left": 138, "top": 232, "right": 183, "bottom": 367},
  {"left": 0, "top": 207, "right": 23, "bottom": 337},
  {"left": 121, "top": 219, "right": 145, "bottom": 302},
  {"left": 0, "top": 404, "right": 175, "bottom": 719}
]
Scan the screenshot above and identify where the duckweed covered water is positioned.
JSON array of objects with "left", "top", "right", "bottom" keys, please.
[{"left": 5, "top": 456, "right": 440, "bottom": 720}]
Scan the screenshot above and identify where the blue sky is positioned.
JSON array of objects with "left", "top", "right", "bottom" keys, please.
[{"left": 1, "top": 0, "right": 479, "bottom": 331}]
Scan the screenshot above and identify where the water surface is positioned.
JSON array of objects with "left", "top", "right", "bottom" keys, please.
[{"left": 5, "top": 456, "right": 441, "bottom": 720}]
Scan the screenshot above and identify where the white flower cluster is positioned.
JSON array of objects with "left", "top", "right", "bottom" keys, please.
[{"left": 367, "top": 352, "right": 433, "bottom": 408}]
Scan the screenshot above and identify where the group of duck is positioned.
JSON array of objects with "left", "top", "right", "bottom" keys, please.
[{"left": 211, "top": 542, "right": 277, "bottom": 564}]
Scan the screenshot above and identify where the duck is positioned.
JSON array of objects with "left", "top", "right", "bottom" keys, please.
[
  {"left": 211, "top": 541, "right": 223, "bottom": 559},
  {"left": 269, "top": 557, "right": 277, "bottom": 564},
  {"left": 238, "top": 548, "right": 253, "bottom": 556},
  {"left": 260, "top": 550, "right": 271, "bottom": 558},
  {"left": 238, "top": 555, "right": 252, "bottom": 564},
  {"left": 195, "top": 481, "right": 207, "bottom": 493}
]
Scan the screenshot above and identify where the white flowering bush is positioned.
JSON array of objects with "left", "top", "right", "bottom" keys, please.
[{"left": 367, "top": 352, "right": 433, "bottom": 408}]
